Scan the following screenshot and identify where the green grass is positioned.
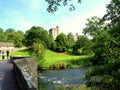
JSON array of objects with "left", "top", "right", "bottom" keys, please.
[
  {"left": 43, "top": 50, "right": 88, "bottom": 67},
  {"left": 11, "top": 49, "right": 91, "bottom": 68},
  {"left": 10, "top": 49, "right": 31, "bottom": 57}
]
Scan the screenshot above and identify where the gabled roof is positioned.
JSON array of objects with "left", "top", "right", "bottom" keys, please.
[{"left": 0, "top": 42, "right": 14, "bottom": 47}]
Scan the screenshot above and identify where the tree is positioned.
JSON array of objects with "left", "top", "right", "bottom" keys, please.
[
  {"left": 55, "top": 33, "right": 69, "bottom": 52},
  {"left": 5, "top": 28, "right": 15, "bottom": 33},
  {"left": 83, "top": 16, "right": 105, "bottom": 37},
  {"left": 83, "top": 16, "right": 108, "bottom": 65},
  {"left": 85, "top": 0, "right": 120, "bottom": 89},
  {"left": 45, "top": 0, "right": 81, "bottom": 13},
  {"left": 67, "top": 32, "right": 75, "bottom": 49},
  {"left": 0, "top": 33, "right": 7, "bottom": 42},
  {"left": 0, "top": 28, "right": 7, "bottom": 42},
  {"left": 32, "top": 42, "right": 45, "bottom": 60},
  {"left": 15, "top": 31, "right": 24, "bottom": 47},
  {"left": 0, "top": 28, "right": 4, "bottom": 33},
  {"left": 72, "top": 35, "right": 92, "bottom": 55},
  {"left": 31, "top": 42, "right": 45, "bottom": 68},
  {"left": 25, "top": 26, "right": 53, "bottom": 48},
  {"left": 5, "top": 30, "right": 24, "bottom": 47}
]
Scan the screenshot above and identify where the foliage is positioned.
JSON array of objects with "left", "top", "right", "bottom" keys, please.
[
  {"left": 0, "top": 28, "right": 4, "bottom": 33},
  {"left": 45, "top": 0, "right": 81, "bottom": 13},
  {"left": 67, "top": 32, "right": 75, "bottom": 49},
  {"left": 0, "top": 32, "right": 7, "bottom": 42},
  {"left": 0, "top": 28, "right": 24, "bottom": 46},
  {"left": 5, "top": 28, "right": 15, "bottom": 33},
  {"left": 55, "top": 84, "right": 93, "bottom": 90},
  {"left": 31, "top": 42, "right": 45, "bottom": 59},
  {"left": 25, "top": 26, "right": 53, "bottom": 49},
  {"left": 31, "top": 42, "right": 45, "bottom": 67},
  {"left": 72, "top": 35, "right": 93, "bottom": 55},
  {"left": 0, "top": 28, "right": 6, "bottom": 42},
  {"left": 84, "top": 0, "right": 120, "bottom": 89},
  {"left": 83, "top": 16, "right": 105, "bottom": 37},
  {"left": 55, "top": 33, "right": 69, "bottom": 52}
]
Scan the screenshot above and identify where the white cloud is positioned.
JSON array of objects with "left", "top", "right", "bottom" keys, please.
[
  {"left": 19, "top": 21, "right": 34, "bottom": 31},
  {"left": 52, "top": 5, "right": 107, "bottom": 35}
]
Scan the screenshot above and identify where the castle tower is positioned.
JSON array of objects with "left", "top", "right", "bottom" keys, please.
[
  {"left": 74, "top": 33, "right": 79, "bottom": 41},
  {"left": 49, "top": 26, "right": 60, "bottom": 40}
]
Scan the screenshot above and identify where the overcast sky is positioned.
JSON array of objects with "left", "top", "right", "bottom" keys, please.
[{"left": 0, "top": 0, "right": 111, "bottom": 34}]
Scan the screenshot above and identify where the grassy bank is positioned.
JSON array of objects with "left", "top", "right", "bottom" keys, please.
[
  {"left": 10, "top": 49, "right": 31, "bottom": 57},
  {"left": 42, "top": 50, "right": 91, "bottom": 68},
  {"left": 11, "top": 49, "right": 92, "bottom": 69}
]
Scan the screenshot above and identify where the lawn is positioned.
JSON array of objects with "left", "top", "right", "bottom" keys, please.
[
  {"left": 10, "top": 49, "right": 31, "bottom": 57},
  {"left": 43, "top": 50, "right": 88, "bottom": 67},
  {"left": 11, "top": 49, "right": 91, "bottom": 68}
]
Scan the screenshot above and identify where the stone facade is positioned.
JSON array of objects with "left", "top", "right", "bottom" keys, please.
[
  {"left": 12, "top": 57, "right": 37, "bottom": 90},
  {"left": 49, "top": 26, "right": 59, "bottom": 40},
  {"left": 74, "top": 33, "right": 79, "bottom": 41},
  {"left": 49, "top": 26, "right": 79, "bottom": 41},
  {"left": 0, "top": 42, "right": 14, "bottom": 52}
]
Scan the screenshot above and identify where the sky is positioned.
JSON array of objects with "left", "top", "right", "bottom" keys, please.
[{"left": 0, "top": 0, "right": 111, "bottom": 35}]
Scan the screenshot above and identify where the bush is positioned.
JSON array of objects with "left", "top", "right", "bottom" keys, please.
[{"left": 31, "top": 42, "right": 45, "bottom": 68}]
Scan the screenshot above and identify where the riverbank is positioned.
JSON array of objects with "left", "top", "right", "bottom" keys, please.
[
  {"left": 37, "top": 50, "right": 92, "bottom": 71},
  {"left": 11, "top": 49, "right": 92, "bottom": 71}
]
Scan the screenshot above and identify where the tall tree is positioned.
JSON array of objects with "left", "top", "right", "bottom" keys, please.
[
  {"left": 72, "top": 35, "right": 92, "bottom": 55},
  {"left": 5, "top": 28, "right": 15, "bottom": 33},
  {"left": 85, "top": 0, "right": 120, "bottom": 89},
  {"left": 55, "top": 33, "right": 69, "bottom": 52},
  {"left": 15, "top": 31, "right": 24, "bottom": 47},
  {"left": 67, "top": 32, "right": 75, "bottom": 49},
  {"left": 25, "top": 26, "right": 53, "bottom": 48},
  {"left": 0, "top": 28, "right": 7, "bottom": 42},
  {"left": 83, "top": 16, "right": 105, "bottom": 37},
  {"left": 83, "top": 16, "right": 108, "bottom": 64},
  {"left": 0, "top": 28, "right": 4, "bottom": 33}
]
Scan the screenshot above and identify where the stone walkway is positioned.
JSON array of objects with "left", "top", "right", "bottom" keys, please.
[{"left": 0, "top": 60, "right": 19, "bottom": 90}]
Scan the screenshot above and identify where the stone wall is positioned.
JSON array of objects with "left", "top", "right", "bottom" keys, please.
[{"left": 12, "top": 57, "right": 37, "bottom": 90}]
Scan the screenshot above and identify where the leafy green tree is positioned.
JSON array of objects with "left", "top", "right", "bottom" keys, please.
[
  {"left": 32, "top": 42, "right": 45, "bottom": 59},
  {"left": 83, "top": 16, "right": 108, "bottom": 64},
  {"left": 0, "top": 28, "right": 4, "bottom": 33},
  {"left": 67, "top": 32, "right": 75, "bottom": 49},
  {"left": 5, "top": 28, "right": 15, "bottom": 33},
  {"left": 72, "top": 35, "right": 92, "bottom": 55},
  {"left": 0, "top": 33, "right": 7, "bottom": 42},
  {"left": 15, "top": 31, "right": 24, "bottom": 47},
  {"left": 6, "top": 30, "right": 24, "bottom": 47},
  {"left": 31, "top": 42, "right": 45, "bottom": 68},
  {"left": 25, "top": 26, "right": 53, "bottom": 48},
  {"left": 83, "top": 16, "right": 105, "bottom": 37},
  {"left": 0, "top": 28, "right": 7, "bottom": 42},
  {"left": 49, "top": 40, "right": 57, "bottom": 51},
  {"left": 85, "top": 0, "right": 120, "bottom": 89},
  {"left": 55, "top": 33, "right": 69, "bottom": 52}
]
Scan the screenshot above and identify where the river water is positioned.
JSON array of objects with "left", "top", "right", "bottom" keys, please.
[{"left": 38, "top": 68, "right": 87, "bottom": 90}]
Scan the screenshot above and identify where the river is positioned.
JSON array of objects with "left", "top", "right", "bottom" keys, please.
[{"left": 38, "top": 68, "right": 87, "bottom": 90}]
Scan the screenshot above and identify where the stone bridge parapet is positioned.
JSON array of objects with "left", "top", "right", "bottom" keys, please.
[{"left": 11, "top": 57, "right": 37, "bottom": 90}]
